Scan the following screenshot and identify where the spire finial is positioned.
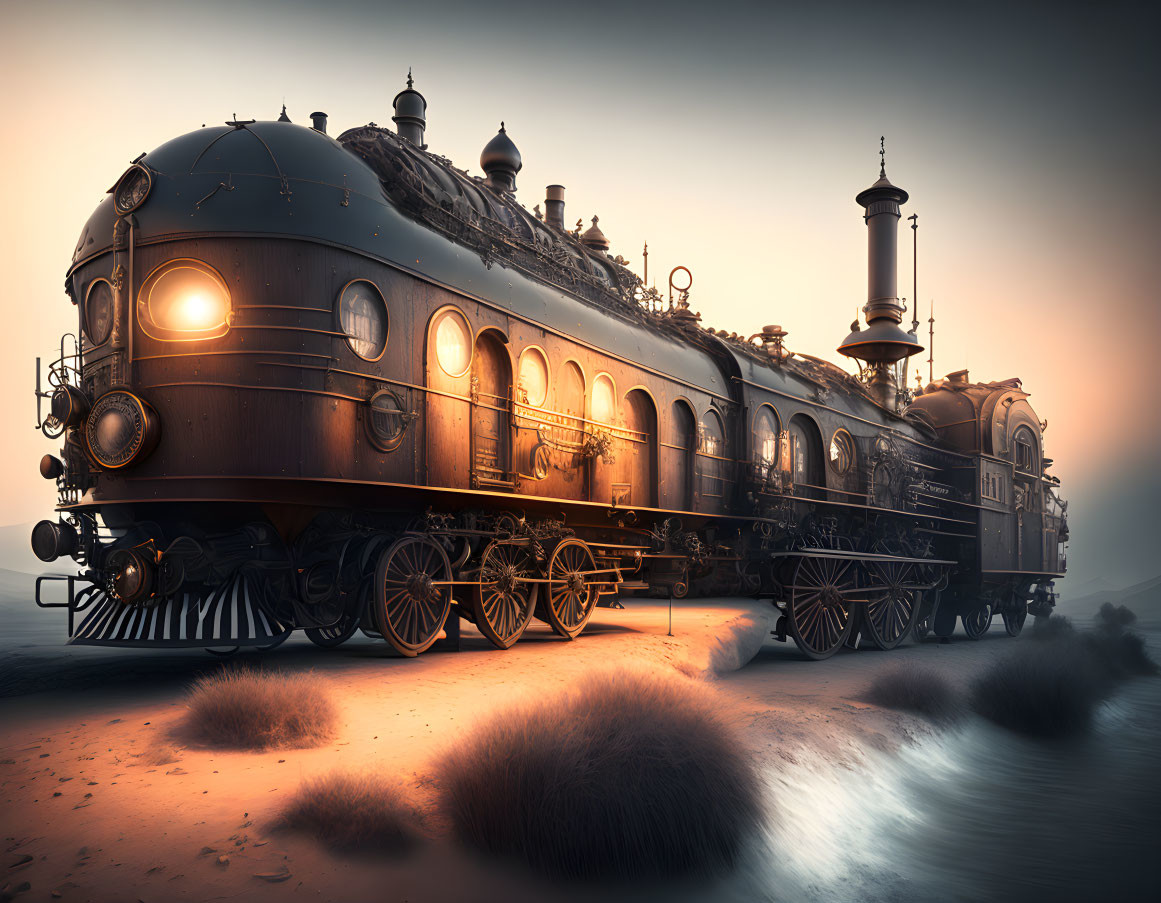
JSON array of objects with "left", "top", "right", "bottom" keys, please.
[
  {"left": 879, "top": 136, "right": 886, "bottom": 177},
  {"left": 500, "top": 120, "right": 506, "bottom": 132},
  {"left": 407, "top": 67, "right": 413, "bottom": 89}
]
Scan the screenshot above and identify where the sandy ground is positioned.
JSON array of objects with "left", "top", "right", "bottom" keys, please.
[
  {"left": 0, "top": 588, "right": 1087, "bottom": 903},
  {"left": 0, "top": 599, "right": 785, "bottom": 903}
]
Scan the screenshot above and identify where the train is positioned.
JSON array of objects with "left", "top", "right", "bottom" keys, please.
[{"left": 29, "top": 76, "right": 1067, "bottom": 660}]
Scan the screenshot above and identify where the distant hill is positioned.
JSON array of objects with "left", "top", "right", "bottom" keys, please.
[{"left": 1056, "top": 573, "right": 1161, "bottom": 624}]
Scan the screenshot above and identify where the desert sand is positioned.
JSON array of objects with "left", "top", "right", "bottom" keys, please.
[{"left": 0, "top": 596, "right": 1129, "bottom": 903}]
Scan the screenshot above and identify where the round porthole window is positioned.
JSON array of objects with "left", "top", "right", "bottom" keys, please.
[
  {"left": 338, "top": 280, "right": 388, "bottom": 361},
  {"left": 366, "top": 389, "right": 408, "bottom": 451},
  {"left": 432, "top": 308, "right": 472, "bottom": 378},
  {"left": 829, "top": 429, "right": 855, "bottom": 475}
]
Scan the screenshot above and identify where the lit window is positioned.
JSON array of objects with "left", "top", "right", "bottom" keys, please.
[
  {"left": 753, "top": 406, "right": 779, "bottom": 469},
  {"left": 593, "top": 374, "right": 616, "bottom": 424},
  {"left": 338, "top": 280, "right": 388, "bottom": 360},
  {"left": 137, "top": 258, "right": 231, "bottom": 342},
  {"left": 433, "top": 308, "right": 472, "bottom": 377},
  {"left": 517, "top": 348, "right": 549, "bottom": 408}
]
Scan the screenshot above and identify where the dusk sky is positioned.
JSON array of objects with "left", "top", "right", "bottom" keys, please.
[{"left": 1, "top": 0, "right": 1157, "bottom": 588}]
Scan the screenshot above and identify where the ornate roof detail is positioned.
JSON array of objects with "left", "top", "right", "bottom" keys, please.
[
  {"left": 338, "top": 124, "right": 656, "bottom": 327},
  {"left": 480, "top": 122, "right": 522, "bottom": 192},
  {"left": 580, "top": 216, "right": 609, "bottom": 252}
]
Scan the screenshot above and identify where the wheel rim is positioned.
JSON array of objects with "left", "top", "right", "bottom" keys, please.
[
  {"left": 788, "top": 556, "right": 855, "bottom": 659},
  {"left": 863, "top": 561, "right": 918, "bottom": 650},
  {"left": 546, "top": 539, "right": 597, "bottom": 638},
  {"left": 963, "top": 604, "right": 992, "bottom": 639},
  {"left": 374, "top": 536, "right": 452, "bottom": 656},
  {"left": 474, "top": 542, "right": 537, "bottom": 648}
]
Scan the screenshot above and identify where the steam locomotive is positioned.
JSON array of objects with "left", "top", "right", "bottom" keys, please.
[{"left": 29, "top": 77, "right": 1067, "bottom": 659}]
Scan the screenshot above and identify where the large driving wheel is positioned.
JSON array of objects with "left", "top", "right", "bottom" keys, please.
[
  {"left": 862, "top": 560, "right": 920, "bottom": 650},
  {"left": 787, "top": 555, "right": 857, "bottom": 660},
  {"left": 541, "top": 538, "right": 599, "bottom": 639},
  {"left": 962, "top": 603, "right": 993, "bottom": 640},
  {"left": 1002, "top": 603, "right": 1028, "bottom": 637},
  {"left": 371, "top": 535, "right": 452, "bottom": 657},
  {"left": 473, "top": 541, "right": 538, "bottom": 649}
]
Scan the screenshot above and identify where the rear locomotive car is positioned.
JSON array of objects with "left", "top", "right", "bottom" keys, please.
[{"left": 30, "top": 77, "right": 1066, "bottom": 659}]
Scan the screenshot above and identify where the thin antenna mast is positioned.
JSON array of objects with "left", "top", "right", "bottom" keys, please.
[
  {"left": 642, "top": 241, "right": 648, "bottom": 286},
  {"left": 908, "top": 213, "right": 919, "bottom": 333},
  {"left": 928, "top": 298, "right": 935, "bottom": 383}
]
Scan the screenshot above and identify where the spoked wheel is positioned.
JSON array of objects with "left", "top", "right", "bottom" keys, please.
[
  {"left": 962, "top": 604, "right": 993, "bottom": 640},
  {"left": 787, "top": 556, "right": 858, "bottom": 660},
  {"left": 541, "top": 538, "right": 599, "bottom": 639},
  {"left": 372, "top": 535, "right": 453, "bottom": 657},
  {"left": 473, "top": 541, "right": 538, "bottom": 649},
  {"left": 862, "top": 561, "right": 920, "bottom": 650},
  {"left": 1002, "top": 604, "right": 1028, "bottom": 637}
]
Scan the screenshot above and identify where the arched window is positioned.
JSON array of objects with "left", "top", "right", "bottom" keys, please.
[
  {"left": 667, "top": 400, "right": 696, "bottom": 510},
  {"left": 699, "top": 409, "right": 726, "bottom": 499},
  {"left": 752, "top": 405, "right": 780, "bottom": 479},
  {"left": 556, "top": 360, "right": 586, "bottom": 446},
  {"left": 431, "top": 307, "right": 472, "bottom": 378},
  {"left": 1013, "top": 425, "right": 1038, "bottom": 475},
  {"left": 517, "top": 347, "right": 549, "bottom": 408},
  {"left": 592, "top": 373, "right": 616, "bottom": 425},
  {"left": 789, "top": 415, "right": 822, "bottom": 491}
]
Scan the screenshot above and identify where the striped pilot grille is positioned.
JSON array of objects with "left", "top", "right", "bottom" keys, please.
[{"left": 69, "top": 572, "right": 291, "bottom": 648}]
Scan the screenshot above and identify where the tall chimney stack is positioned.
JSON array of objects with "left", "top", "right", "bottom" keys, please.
[
  {"left": 837, "top": 138, "right": 923, "bottom": 410},
  {"left": 310, "top": 112, "right": 328, "bottom": 134},
  {"left": 545, "top": 185, "right": 565, "bottom": 230},
  {"left": 392, "top": 69, "right": 428, "bottom": 148}
]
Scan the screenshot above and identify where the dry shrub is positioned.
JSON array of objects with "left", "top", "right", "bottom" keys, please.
[
  {"left": 969, "top": 644, "right": 1101, "bottom": 738},
  {"left": 862, "top": 662, "right": 963, "bottom": 722},
  {"left": 434, "top": 669, "right": 764, "bottom": 882},
  {"left": 1096, "top": 602, "right": 1137, "bottom": 631},
  {"left": 181, "top": 666, "right": 337, "bottom": 750},
  {"left": 277, "top": 771, "right": 424, "bottom": 853},
  {"left": 972, "top": 610, "right": 1157, "bottom": 739}
]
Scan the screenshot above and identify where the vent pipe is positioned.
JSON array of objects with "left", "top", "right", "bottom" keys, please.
[
  {"left": 545, "top": 185, "right": 565, "bottom": 230},
  {"left": 392, "top": 69, "right": 428, "bottom": 148},
  {"left": 310, "top": 112, "right": 328, "bottom": 134}
]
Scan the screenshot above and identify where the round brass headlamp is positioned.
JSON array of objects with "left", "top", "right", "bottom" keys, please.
[{"left": 85, "top": 390, "right": 160, "bottom": 469}]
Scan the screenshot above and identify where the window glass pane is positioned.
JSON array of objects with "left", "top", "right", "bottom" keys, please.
[
  {"left": 593, "top": 375, "right": 616, "bottom": 424},
  {"left": 753, "top": 407, "right": 778, "bottom": 468},
  {"left": 339, "top": 281, "right": 387, "bottom": 360},
  {"left": 517, "top": 349, "right": 549, "bottom": 408},
  {"left": 434, "top": 309, "right": 471, "bottom": 377}
]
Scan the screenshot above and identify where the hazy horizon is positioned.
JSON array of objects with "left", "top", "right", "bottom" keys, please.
[{"left": 2, "top": 0, "right": 1158, "bottom": 588}]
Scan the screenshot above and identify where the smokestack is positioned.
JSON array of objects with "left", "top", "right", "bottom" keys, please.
[
  {"left": 836, "top": 139, "right": 923, "bottom": 410},
  {"left": 392, "top": 69, "right": 428, "bottom": 148},
  {"left": 545, "top": 185, "right": 565, "bottom": 230},
  {"left": 310, "top": 112, "right": 328, "bottom": 134}
]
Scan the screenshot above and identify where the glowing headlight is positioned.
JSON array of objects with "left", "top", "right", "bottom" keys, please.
[
  {"left": 85, "top": 390, "right": 160, "bottom": 469},
  {"left": 137, "top": 259, "right": 231, "bottom": 341}
]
